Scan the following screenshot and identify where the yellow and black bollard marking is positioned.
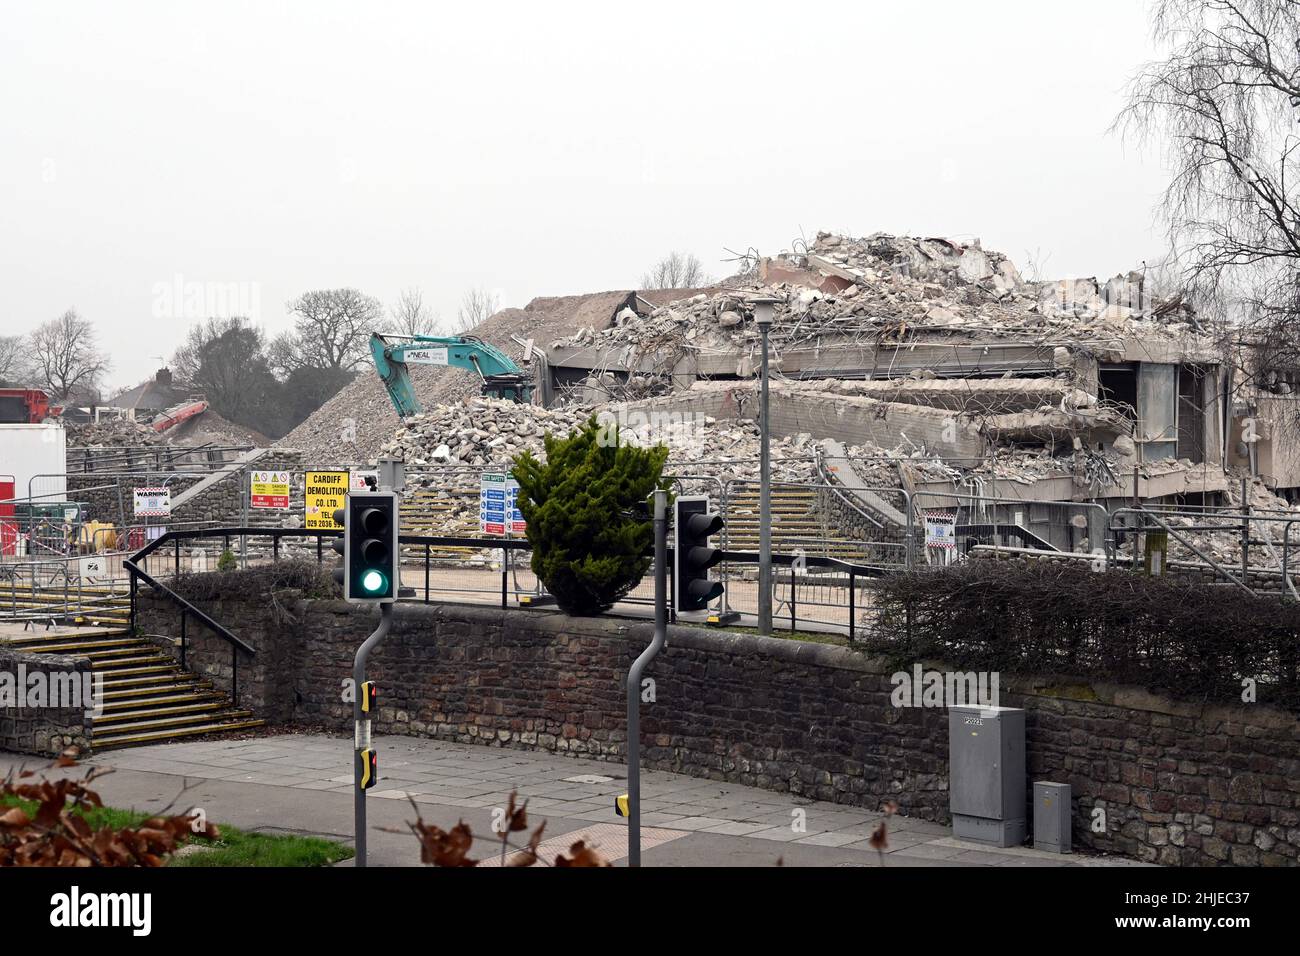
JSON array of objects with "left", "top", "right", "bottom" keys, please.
[{"left": 358, "top": 748, "right": 378, "bottom": 790}]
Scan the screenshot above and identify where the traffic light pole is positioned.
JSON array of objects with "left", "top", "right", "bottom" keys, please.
[
  {"left": 757, "top": 320, "right": 773, "bottom": 636},
  {"left": 353, "top": 601, "right": 393, "bottom": 868},
  {"left": 626, "top": 488, "right": 668, "bottom": 867}
]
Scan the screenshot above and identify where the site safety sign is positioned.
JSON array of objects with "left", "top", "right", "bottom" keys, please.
[
  {"left": 133, "top": 487, "right": 171, "bottom": 517},
  {"left": 304, "top": 470, "right": 349, "bottom": 530},
  {"left": 923, "top": 511, "right": 956, "bottom": 550},
  {"left": 350, "top": 470, "right": 378, "bottom": 492},
  {"left": 250, "top": 470, "right": 291, "bottom": 510},
  {"left": 480, "top": 472, "right": 525, "bottom": 536}
]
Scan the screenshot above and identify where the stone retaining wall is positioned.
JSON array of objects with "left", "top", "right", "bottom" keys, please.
[{"left": 0, "top": 644, "right": 94, "bottom": 756}]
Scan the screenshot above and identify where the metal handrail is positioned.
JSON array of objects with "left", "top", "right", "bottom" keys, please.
[
  {"left": 127, "top": 524, "right": 890, "bottom": 577},
  {"left": 812, "top": 443, "right": 887, "bottom": 531},
  {"left": 125, "top": 558, "right": 254, "bottom": 654}
]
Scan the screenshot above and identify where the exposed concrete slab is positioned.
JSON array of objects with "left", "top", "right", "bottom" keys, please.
[
  {"left": 770, "top": 384, "right": 986, "bottom": 458},
  {"left": 823, "top": 377, "right": 1070, "bottom": 412},
  {"left": 169, "top": 446, "right": 267, "bottom": 512},
  {"left": 980, "top": 407, "right": 1131, "bottom": 444},
  {"left": 911, "top": 463, "right": 1230, "bottom": 503}
]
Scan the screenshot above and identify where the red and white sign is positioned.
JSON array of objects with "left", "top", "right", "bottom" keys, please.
[
  {"left": 250, "top": 470, "right": 291, "bottom": 510},
  {"left": 924, "top": 511, "right": 956, "bottom": 550}
]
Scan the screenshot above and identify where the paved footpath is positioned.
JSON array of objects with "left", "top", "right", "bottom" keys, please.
[{"left": 1, "top": 734, "right": 1148, "bottom": 867}]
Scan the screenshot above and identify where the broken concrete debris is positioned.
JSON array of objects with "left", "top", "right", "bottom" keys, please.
[
  {"left": 66, "top": 418, "right": 163, "bottom": 448},
  {"left": 551, "top": 232, "right": 1201, "bottom": 379},
  {"left": 376, "top": 395, "right": 868, "bottom": 486}
]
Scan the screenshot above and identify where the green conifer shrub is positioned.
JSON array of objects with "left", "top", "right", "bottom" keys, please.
[{"left": 512, "top": 416, "right": 670, "bottom": 616}]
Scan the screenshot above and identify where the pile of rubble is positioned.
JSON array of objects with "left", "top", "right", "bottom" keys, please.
[
  {"left": 379, "top": 398, "right": 590, "bottom": 468},
  {"left": 375, "top": 395, "right": 895, "bottom": 487},
  {"left": 65, "top": 417, "right": 162, "bottom": 447},
  {"left": 551, "top": 232, "right": 1207, "bottom": 395},
  {"left": 887, "top": 445, "right": 1125, "bottom": 489}
]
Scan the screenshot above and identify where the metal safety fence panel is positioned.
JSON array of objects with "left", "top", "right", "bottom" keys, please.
[
  {"left": 722, "top": 478, "right": 914, "bottom": 574},
  {"left": 1108, "top": 507, "right": 1300, "bottom": 597},
  {"left": 911, "top": 491, "right": 1109, "bottom": 566},
  {"left": 701, "top": 548, "right": 892, "bottom": 640}
]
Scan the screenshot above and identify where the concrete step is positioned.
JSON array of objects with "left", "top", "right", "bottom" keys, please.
[
  {"left": 10, "top": 637, "right": 140, "bottom": 655},
  {"left": 91, "top": 654, "right": 174, "bottom": 671},
  {"left": 92, "top": 709, "right": 258, "bottom": 739},
  {"left": 94, "top": 700, "right": 235, "bottom": 725},
  {"left": 16, "top": 623, "right": 264, "bottom": 753},
  {"left": 98, "top": 671, "right": 204, "bottom": 689},
  {"left": 92, "top": 717, "right": 266, "bottom": 750},
  {"left": 100, "top": 690, "right": 224, "bottom": 712},
  {"left": 89, "top": 662, "right": 182, "bottom": 679}
]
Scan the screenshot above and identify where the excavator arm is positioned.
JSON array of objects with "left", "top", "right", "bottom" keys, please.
[{"left": 369, "top": 333, "right": 534, "bottom": 418}]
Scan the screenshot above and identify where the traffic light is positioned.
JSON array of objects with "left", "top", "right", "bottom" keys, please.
[
  {"left": 674, "top": 496, "right": 724, "bottom": 613},
  {"left": 359, "top": 680, "right": 377, "bottom": 714},
  {"left": 333, "top": 492, "right": 400, "bottom": 602}
]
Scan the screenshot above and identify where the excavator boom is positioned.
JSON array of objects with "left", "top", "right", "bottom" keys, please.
[{"left": 369, "top": 333, "right": 534, "bottom": 418}]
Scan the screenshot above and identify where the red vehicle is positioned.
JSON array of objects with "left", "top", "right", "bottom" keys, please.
[
  {"left": 0, "top": 474, "right": 14, "bottom": 555},
  {"left": 0, "top": 388, "right": 59, "bottom": 424}
]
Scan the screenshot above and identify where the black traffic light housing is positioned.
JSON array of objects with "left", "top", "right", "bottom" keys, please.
[
  {"left": 360, "top": 680, "right": 377, "bottom": 714},
  {"left": 332, "top": 491, "right": 399, "bottom": 603},
  {"left": 674, "top": 496, "right": 724, "bottom": 613},
  {"left": 357, "top": 748, "right": 378, "bottom": 790}
]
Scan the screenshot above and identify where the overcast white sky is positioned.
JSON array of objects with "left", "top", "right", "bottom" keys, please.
[{"left": 0, "top": 0, "right": 1172, "bottom": 392}]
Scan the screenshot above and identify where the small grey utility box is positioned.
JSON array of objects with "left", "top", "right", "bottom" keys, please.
[
  {"left": 948, "top": 705, "right": 1026, "bottom": 847},
  {"left": 1033, "top": 781, "right": 1071, "bottom": 853}
]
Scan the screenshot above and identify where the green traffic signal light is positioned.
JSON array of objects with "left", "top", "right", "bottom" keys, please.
[{"left": 342, "top": 491, "right": 398, "bottom": 602}]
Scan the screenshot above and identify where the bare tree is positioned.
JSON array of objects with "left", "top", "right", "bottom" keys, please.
[
  {"left": 29, "top": 309, "right": 109, "bottom": 402},
  {"left": 454, "top": 287, "right": 500, "bottom": 334},
  {"left": 388, "top": 287, "right": 440, "bottom": 337},
  {"left": 1116, "top": 0, "right": 1300, "bottom": 306},
  {"left": 0, "top": 334, "right": 28, "bottom": 386},
  {"left": 640, "top": 251, "right": 712, "bottom": 290},
  {"left": 282, "top": 288, "right": 383, "bottom": 371},
  {"left": 171, "top": 316, "right": 286, "bottom": 430}
]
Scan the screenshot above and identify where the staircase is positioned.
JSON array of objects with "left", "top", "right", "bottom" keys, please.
[
  {"left": 724, "top": 485, "right": 879, "bottom": 561},
  {"left": 400, "top": 485, "right": 494, "bottom": 559},
  {"left": 0, "top": 582, "right": 131, "bottom": 627},
  {"left": 2, "top": 625, "right": 263, "bottom": 750}
]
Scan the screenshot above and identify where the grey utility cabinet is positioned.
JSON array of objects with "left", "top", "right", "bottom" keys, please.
[
  {"left": 948, "top": 705, "right": 1026, "bottom": 847},
  {"left": 1033, "top": 781, "right": 1072, "bottom": 853}
]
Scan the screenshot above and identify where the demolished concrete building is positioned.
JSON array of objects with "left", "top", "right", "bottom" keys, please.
[
  {"left": 539, "top": 232, "right": 1234, "bottom": 515},
  {"left": 280, "top": 229, "right": 1284, "bottom": 565}
]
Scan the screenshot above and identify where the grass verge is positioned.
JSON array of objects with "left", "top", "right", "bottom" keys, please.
[{"left": 1, "top": 795, "right": 353, "bottom": 867}]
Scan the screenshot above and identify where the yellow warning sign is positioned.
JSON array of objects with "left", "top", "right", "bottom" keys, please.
[{"left": 305, "top": 470, "right": 349, "bottom": 529}]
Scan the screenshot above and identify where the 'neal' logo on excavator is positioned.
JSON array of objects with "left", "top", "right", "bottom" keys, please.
[{"left": 401, "top": 347, "right": 450, "bottom": 365}]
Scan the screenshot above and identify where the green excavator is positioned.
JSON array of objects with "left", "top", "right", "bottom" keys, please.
[{"left": 369, "top": 332, "right": 535, "bottom": 418}]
